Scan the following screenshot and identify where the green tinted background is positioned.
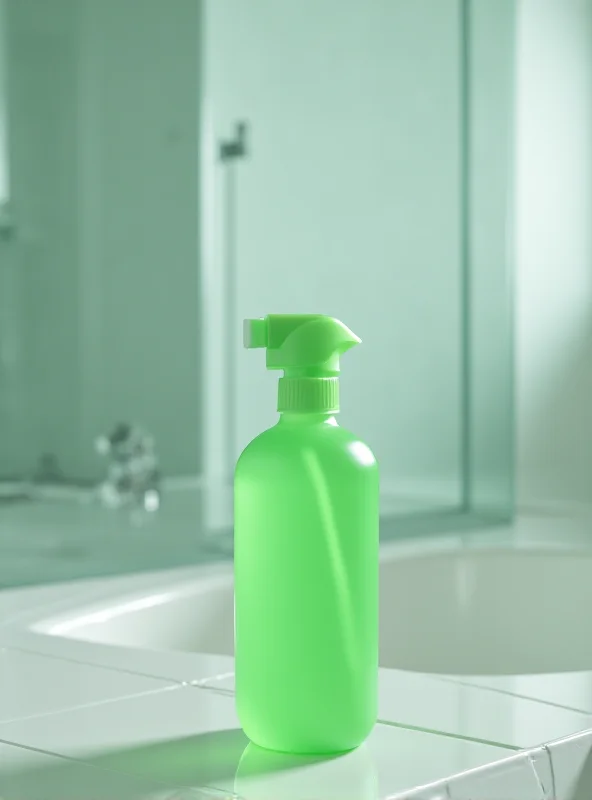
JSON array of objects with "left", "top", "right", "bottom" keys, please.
[{"left": 0, "top": 0, "right": 515, "bottom": 587}]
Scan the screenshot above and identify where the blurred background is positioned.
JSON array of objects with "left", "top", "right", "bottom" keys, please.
[{"left": 0, "top": 0, "right": 588, "bottom": 588}]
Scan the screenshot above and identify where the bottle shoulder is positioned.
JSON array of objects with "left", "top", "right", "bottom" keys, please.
[{"left": 236, "top": 420, "right": 377, "bottom": 476}]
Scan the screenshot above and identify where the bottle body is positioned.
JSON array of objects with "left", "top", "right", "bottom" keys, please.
[{"left": 234, "top": 414, "right": 379, "bottom": 754}]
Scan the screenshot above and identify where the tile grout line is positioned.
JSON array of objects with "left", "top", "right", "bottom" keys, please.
[
  {"left": 1, "top": 642, "right": 236, "bottom": 691},
  {"left": 375, "top": 718, "right": 522, "bottom": 752},
  {"left": 193, "top": 685, "right": 235, "bottom": 698},
  {"left": 381, "top": 750, "right": 529, "bottom": 800},
  {"left": 434, "top": 674, "right": 592, "bottom": 716},
  {"left": 188, "top": 676, "right": 524, "bottom": 753},
  {"left": 193, "top": 667, "right": 592, "bottom": 720},
  {"left": 0, "top": 642, "right": 194, "bottom": 685},
  {"left": 189, "top": 675, "right": 587, "bottom": 753},
  {"left": 0, "top": 684, "right": 179, "bottom": 728},
  {"left": 192, "top": 671, "right": 235, "bottom": 687},
  {"left": 5, "top": 644, "right": 587, "bottom": 755}
]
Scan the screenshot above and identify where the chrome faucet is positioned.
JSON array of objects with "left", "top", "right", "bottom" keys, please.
[{"left": 95, "top": 422, "right": 161, "bottom": 519}]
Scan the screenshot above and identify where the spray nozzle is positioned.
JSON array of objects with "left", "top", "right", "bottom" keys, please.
[{"left": 243, "top": 314, "right": 361, "bottom": 413}]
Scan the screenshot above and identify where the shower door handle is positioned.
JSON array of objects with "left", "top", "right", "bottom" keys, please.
[
  {"left": 219, "top": 121, "right": 249, "bottom": 162},
  {"left": 218, "top": 121, "right": 249, "bottom": 482}
]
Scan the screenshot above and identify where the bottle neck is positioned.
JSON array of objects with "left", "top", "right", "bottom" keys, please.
[{"left": 277, "top": 376, "right": 340, "bottom": 414}]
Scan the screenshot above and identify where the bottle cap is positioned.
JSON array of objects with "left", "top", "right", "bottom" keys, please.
[{"left": 244, "top": 314, "right": 361, "bottom": 412}]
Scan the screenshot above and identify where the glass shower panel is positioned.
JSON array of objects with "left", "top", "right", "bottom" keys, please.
[
  {"left": 0, "top": 0, "right": 515, "bottom": 588},
  {"left": 467, "top": 0, "right": 515, "bottom": 517},
  {"left": 205, "top": 0, "right": 465, "bottom": 519}
]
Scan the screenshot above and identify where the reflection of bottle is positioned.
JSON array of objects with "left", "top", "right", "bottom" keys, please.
[
  {"left": 235, "top": 314, "right": 379, "bottom": 754},
  {"left": 234, "top": 741, "right": 378, "bottom": 800}
]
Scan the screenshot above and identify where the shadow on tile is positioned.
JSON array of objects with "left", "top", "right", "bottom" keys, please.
[
  {"left": 0, "top": 728, "right": 342, "bottom": 796},
  {"left": 0, "top": 741, "right": 235, "bottom": 800}
]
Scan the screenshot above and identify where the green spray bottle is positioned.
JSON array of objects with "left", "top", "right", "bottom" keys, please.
[{"left": 234, "top": 314, "right": 379, "bottom": 755}]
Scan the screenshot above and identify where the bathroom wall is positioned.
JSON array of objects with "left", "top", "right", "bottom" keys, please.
[
  {"left": 202, "top": 0, "right": 465, "bottom": 507},
  {"left": 3, "top": 0, "right": 202, "bottom": 481},
  {"left": 515, "top": 0, "right": 592, "bottom": 509},
  {"left": 0, "top": 0, "right": 26, "bottom": 478},
  {"left": 4, "top": 0, "right": 80, "bottom": 479}
]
